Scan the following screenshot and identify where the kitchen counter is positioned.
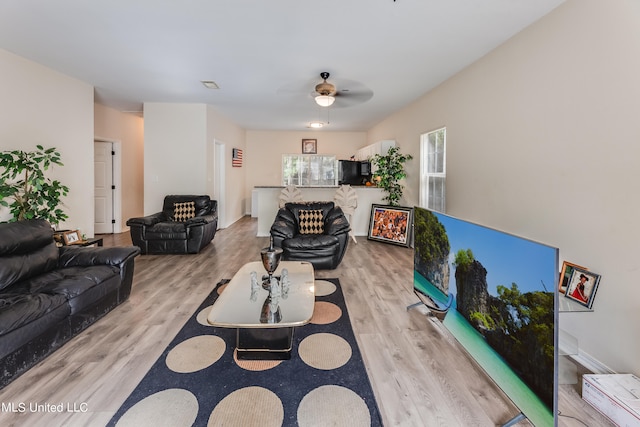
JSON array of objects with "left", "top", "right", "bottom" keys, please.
[
  {"left": 252, "top": 186, "right": 386, "bottom": 237},
  {"left": 254, "top": 185, "right": 381, "bottom": 189}
]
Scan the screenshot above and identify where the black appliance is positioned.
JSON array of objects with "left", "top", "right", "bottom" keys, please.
[{"left": 338, "top": 160, "right": 371, "bottom": 185}]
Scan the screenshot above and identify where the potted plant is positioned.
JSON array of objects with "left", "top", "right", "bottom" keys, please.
[
  {"left": 0, "top": 145, "right": 69, "bottom": 226},
  {"left": 371, "top": 145, "right": 413, "bottom": 206}
]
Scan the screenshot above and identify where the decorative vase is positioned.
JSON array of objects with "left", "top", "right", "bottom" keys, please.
[{"left": 260, "top": 236, "right": 283, "bottom": 290}]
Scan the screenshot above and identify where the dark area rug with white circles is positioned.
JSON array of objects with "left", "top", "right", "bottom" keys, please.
[{"left": 108, "top": 278, "right": 382, "bottom": 427}]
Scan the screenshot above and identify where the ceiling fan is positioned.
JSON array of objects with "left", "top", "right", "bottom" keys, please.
[
  {"left": 314, "top": 72, "right": 337, "bottom": 107},
  {"left": 311, "top": 72, "right": 373, "bottom": 108}
]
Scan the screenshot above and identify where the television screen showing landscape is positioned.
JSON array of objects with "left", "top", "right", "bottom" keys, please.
[{"left": 413, "top": 207, "right": 558, "bottom": 426}]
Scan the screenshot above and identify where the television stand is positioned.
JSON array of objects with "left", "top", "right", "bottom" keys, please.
[{"left": 502, "top": 413, "right": 526, "bottom": 427}]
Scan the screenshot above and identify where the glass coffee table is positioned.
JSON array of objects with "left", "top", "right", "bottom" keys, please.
[{"left": 207, "top": 261, "right": 315, "bottom": 360}]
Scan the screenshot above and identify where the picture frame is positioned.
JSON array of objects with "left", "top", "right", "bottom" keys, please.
[
  {"left": 367, "top": 204, "right": 413, "bottom": 247},
  {"left": 62, "top": 230, "right": 81, "bottom": 245},
  {"left": 302, "top": 139, "right": 317, "bottom": 154},
  {"left": 564, "top": 267, "right": 601, "bottom": 309},
  {"left": 558, "top": 261, "right": 587, "bottom": 294}
]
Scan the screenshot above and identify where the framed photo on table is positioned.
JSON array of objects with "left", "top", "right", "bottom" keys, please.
[
  {"left": 558, "top": 261, "right": 587, "bottom": 294},
  {"left": 302, "top": 139, "right": 317, "bottom": 154},
  {"left": 367, "top": 204, "right": 413, "bottom": 247},
  {"left": 564, "top": 267, "right": 601, "bottom": 309},
  {"left": 62, "top": 230, "right": 81, "bottom": 245}
]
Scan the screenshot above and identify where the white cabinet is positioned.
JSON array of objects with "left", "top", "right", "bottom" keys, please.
[
  {"left": 379, "top": 139, "right": 396, "bottom": 155},
  {"left": 354, "top": 140, "right": 396, "bottom": 161}
]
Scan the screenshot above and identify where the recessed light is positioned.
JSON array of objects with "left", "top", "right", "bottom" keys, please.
[{"left": 201, "top": 81, "right": 220, "bottom": 89}]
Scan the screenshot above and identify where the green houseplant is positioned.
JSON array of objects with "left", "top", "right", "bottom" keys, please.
[
  {"left": 0, "top": 145, "right": 69, "bottom": 225},
  {"left": 371, "top": 145, "right": 413, "bottom": 206}
]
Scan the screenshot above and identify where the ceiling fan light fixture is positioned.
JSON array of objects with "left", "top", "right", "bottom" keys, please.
[{"left": 315, "top": 95, "right": 335, "bottom": 107}]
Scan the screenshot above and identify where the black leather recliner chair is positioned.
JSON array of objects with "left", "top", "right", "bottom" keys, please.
[
  {"left": 126, "top": 195, "right": 218, "bottom": 254},
  {"left": 270, "top": 201, "right": 350, "bottom": 270}
]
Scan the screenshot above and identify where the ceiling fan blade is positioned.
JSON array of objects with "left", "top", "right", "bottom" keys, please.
[
  {"left": 332, "top": 96, "right": 372, "bottom": 108},
  {"left": 331, "top": 87, "right": 374, "bottom": 108},
  {"left": 276, "top": 77, "right": 319, "bottom": 96}
]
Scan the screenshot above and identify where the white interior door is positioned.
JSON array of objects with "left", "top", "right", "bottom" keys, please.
[{"left": 94, "top": 141, "right": 114, "bottom": 234}]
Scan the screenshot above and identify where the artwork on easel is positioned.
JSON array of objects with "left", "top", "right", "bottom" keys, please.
[{"left": 367, "top": 204, "right": 412, "bottom": 247}]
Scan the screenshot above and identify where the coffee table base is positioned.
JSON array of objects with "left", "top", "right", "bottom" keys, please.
[{"left": 236, "top": 328, "right": 294, "bottom": 360}]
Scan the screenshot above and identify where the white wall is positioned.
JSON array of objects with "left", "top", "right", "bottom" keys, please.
[
  {"left": 142, "top": 103, "right": 208, "bottom": 213},
  {"left": 0, "top": 49, "right": 95, "bottom": 235},
  {"left": 143, "top": 103, "right": 246, "bottom": 226},
  {"left": 206, "top": 105, "right": 246, "bottom": 227},
  {"left": 244, "top": 130, "right": 367, "bottom": 213},
  {"left": 368, "top": 0, "right": 640, "bottom": 375}
]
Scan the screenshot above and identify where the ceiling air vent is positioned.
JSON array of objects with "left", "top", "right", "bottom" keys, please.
[{"left": 201, "top": 81, "right": 220, "bottom": 89}]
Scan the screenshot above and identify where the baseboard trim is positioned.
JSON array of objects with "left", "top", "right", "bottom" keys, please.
[{"left": 223, "top": 214, "right": 247, "bottom": 229}]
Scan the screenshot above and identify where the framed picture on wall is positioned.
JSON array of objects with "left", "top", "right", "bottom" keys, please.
[
  {"left": 302, "top": 139, "right": 317, "bottom": 154},
  {"left": 564, "top": 267, "right": 601, "bottom": 309},
  {"left": 367, "top": 204, "right": 413, "bottom": 247}
]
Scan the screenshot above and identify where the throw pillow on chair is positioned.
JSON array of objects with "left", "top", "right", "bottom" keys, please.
[
  {"left": 173, "top": 201, "right": 196, "bottom": 222},
  {"left": 298, "top": 209, "right": 324, "bottom": 234}
]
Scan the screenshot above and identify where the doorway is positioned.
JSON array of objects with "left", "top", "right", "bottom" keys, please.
[{"left": 94, "top": 140, "right": 121, "bottom": 234}]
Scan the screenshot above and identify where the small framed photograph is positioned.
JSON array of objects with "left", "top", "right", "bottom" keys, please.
[
  {"left": 558, "top": 261, "right": 587, "bottom": 294},
  {"left": 367, "top": 204, "right": 413, "bottom": 247},
  {"left": 302, "top": 139, "right": 317, "bottom": 154},
  {"left": 564, "top": 267, "right": 601, "bottom": 308},
  {"left": 62, "top": 230, "right": 81, "bottom": 245}
]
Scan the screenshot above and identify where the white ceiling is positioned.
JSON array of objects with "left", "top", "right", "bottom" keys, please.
[{"left": 0, "top": 0, "right": 564, "bottom": 131}]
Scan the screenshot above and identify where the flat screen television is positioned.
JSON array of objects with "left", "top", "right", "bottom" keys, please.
[{"left": 412, "top": 207, "right": 558, "bottom": 426}]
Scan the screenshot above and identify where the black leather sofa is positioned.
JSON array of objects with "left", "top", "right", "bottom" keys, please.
[
  {"left": 126, "top": 195, "right": 218, "bottom": 254},
  {"left": 270, "top": 201, "right": 350, "bottom": 270},
  {"left": 0, "top": 219, "right": 140, "bottom": 387}
]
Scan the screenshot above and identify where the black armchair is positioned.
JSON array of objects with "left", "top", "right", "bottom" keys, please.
[
  {"left": 270, "top": 201, "right": 350, "bottom": 270},
  {"left": 126, "top": 195, "right": 218, "bottom": 254}
]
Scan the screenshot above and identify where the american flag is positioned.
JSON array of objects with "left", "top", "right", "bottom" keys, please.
[{"left": 232, "top": 148, "right": 243, "bottom": 167}]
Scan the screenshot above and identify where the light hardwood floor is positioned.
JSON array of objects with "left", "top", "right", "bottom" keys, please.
[{"left": 0, "top": 216, "right": 612, "bottom": 426}]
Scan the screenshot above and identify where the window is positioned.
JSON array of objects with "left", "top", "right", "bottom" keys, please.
[
  {"left": 282, "top": 155, "right": 337, "bottom": 186},
  {"left": 420, "top": 127, "right": 446, "bottom": 212}
]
